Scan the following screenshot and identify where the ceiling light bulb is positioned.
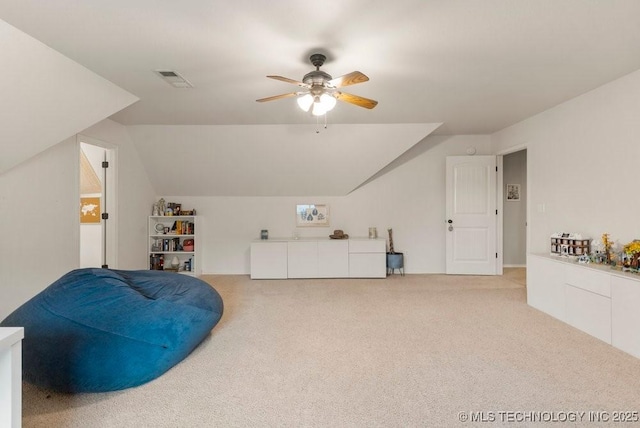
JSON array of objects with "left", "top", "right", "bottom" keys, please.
[
  {"left": 319, "top": 93, "right": 337, "bottom": 111},
  {"left": 312, "top": 101, "right": 327, "bottom": 116},
  {"left": 297, "top": 94, "right": 313, "bottom": 112}
]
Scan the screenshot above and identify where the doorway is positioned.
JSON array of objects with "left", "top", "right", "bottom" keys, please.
[
  {"left": 445, "top": 155, "right": 497, "bottom": 275},
  {"left": 78, "top": 136, "right": 116, "bottom": 268},
  {"left": 502, "top": 149, "right": 527, "bottom": 268}
]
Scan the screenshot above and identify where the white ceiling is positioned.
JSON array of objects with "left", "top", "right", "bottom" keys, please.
[
  {"left": 3, "top": 1, "right": 640, "bottom": 196},
  {"left": 2, "top": 0, "right": 640, "bottom": 135}
]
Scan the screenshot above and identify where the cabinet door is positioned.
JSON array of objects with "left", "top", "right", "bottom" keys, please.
[
  {"left": 287, "top": 241, "right": 318, "bottom": 278},
  {"left": 250, "top": 242, "right": 288, "bottom": 279},
  {"left": 526, "top": 255, "right": 566, "bottom": 320},
  {"left": 565, "top": 284, "right": 611, "bottom": 344},
  {"left": 611, "top": 275, "right": 640, "bottom": 358},
  {"left": 349, "top": 253, "right": 386, "bottom": 278},
  {"left": 318, "top": 240, "right": 349, "bottom": 278}
]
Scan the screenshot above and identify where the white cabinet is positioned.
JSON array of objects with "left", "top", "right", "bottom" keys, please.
[
  {"left": 250, "top": 238, "right": 384, "bottom": 279},
  {"left": 288, "top": 241, "right": 319, "bottom": 278},
  {"left": 565, "top": 264, "right": 611, "bottom": 297},
  {"left": 565, "top": 284, "right": 611, "bottom": 343},
  {"left": 349, "top": 238, "right": 386, "bottom": 278},
  {"left": 564, "top": 263, "right": 611, "bottom": 343},
  {"left": 148, "top": 216, "right": 200, "bottom": 276},
  {"left": 611, "top": 276, "right": 640, "bottom": 358},
  {"left": 288, "top": 240, "right": 350, "bottom": 278},
  {"left": 527, "top": 254, "right": 566, "bottom": 320},
  {"left": 318, "top": 240, "right": 349, "bottom": 278},
  {"left": 251, "top": 241, "right": 287, "bottom": 279},
  {"left": 0, "top": 327, "right": 23, "bottom": 428},
  {"left": 528, "top": 254, "right": 640, "bottom": 359}
]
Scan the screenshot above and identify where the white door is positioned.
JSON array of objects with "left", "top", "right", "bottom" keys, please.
[{"left": 446, "top": 156, "right": 497, "bottom": 275}]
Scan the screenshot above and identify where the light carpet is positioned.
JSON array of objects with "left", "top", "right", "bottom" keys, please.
[{"left": 22, "top": 270, "right": 640, "bottom": 427}]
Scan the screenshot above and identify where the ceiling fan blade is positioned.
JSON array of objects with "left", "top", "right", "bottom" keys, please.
[
  {"left": 256, "top": 92, "right": 301, "bottom": 103},
  {"left": 335, "top": 92, "right": 378, "bottom": 109},
  {"left": 267, "top": 75, "right": 310, "bottom": 88},
  {"left": 328, "top": 71, "right": 369, "bottom": 88}
]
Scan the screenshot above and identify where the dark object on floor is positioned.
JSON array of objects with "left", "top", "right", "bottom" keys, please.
[{"left": 0, "top": 268, "right": 223, "bottom": 393}]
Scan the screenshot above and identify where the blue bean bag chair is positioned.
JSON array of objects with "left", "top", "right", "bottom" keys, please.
[{"left": 0, "top": 268, "right": 223, "bottom": 393}]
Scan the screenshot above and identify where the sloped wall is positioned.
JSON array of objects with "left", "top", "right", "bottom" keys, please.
[
  {"left": 165, "top": 135, "right": 494, "bottom": 274},
  {"left": 0, "top": 19, "right": 138, "bottom": 174}
]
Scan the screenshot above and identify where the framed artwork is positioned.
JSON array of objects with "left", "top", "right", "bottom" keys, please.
[
  {"left": 506, "top": 184, "right": 521, "bottom": 201},
  {"left": 80, "top": 197, "right": 101, "bottom": 223},
  {"left": 296, "top": 204, "right": 329, "bottom": 227}
]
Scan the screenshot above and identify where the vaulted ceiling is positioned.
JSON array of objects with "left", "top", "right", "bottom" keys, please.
[{"left": 3, "top": 1, "right": 640, "bottom": 194}]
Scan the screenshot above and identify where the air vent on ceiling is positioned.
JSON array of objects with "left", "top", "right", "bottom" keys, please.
[{"left": 154, "top": 70, "right": 194, "bottom": 88}]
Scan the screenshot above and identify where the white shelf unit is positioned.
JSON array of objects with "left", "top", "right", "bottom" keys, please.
[{"left": 148, "top": 216, "right": 200, "bottom": 276}]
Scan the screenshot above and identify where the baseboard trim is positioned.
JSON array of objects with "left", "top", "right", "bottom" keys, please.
[{"left": 504, "top": 264, "right": 526, "bottom": 268}]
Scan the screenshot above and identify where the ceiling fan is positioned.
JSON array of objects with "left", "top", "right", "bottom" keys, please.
[{"left": 256, "top": 53, "right": 378, "bottom": 116}]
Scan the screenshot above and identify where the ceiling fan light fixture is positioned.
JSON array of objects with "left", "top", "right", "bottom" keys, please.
[
  {"left": 297, "top": 93, "right": 314, "bottom": 112},
  {"left": 320, "top": 93, "right": 337, "bottom": 111},
  {"left": 309, "top": 93, "right": 337, "bottom": 116},
  {"left": 311, "top": 100, "right": 327, "bottom": 116},
  {"left": 258, "top": 53, "right": 378, "bottom": 117}
]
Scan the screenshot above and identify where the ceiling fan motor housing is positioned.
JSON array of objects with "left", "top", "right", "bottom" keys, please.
[
  {"left": 304, "top": 54, "right": 334, "bottom": 93},
  {"left": 303, "top": 70, "right": 333, "bottom": 88}
]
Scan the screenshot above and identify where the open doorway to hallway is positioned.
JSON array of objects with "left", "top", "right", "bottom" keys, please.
[
  {"left": 79, "top": 137, "right": 116, "bottom": 268},
  {"left": 503, "top": 149, "right": 527, "bottom": 268}
]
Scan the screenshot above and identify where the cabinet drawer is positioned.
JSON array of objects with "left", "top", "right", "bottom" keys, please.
[
  {"left": 565, "top": 264, "right": 611, "bottom": 297},
  {"left": 349, "top": 239, "right": 385, "bottom": 253},
  {"left": 565, "top": 284, "right": 611, "bottom": 343}
]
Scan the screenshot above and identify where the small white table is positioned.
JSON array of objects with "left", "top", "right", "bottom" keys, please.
[{"left": 0, "top": 327, "right": 24, "bottom": 428}]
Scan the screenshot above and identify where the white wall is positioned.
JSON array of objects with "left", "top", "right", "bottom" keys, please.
[
  {"left": 0, "top": 119, "right": 155, "bottom": 319},
  {"left": 0, "top": 137, "right": 79, "bottom": 318},
  {"left": 493, "top": 69, "right": 640, "bottom": 255},
  {"left": 167, "top": 135, "right": 494, "bottom": 275},
  {"left": 503, "top": 150, "right": 527, "bottom": 266}
]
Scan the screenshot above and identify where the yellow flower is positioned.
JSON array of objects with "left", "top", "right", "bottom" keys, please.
[{"left": 623, "top": 240, "right": 640, "bottom": 255}]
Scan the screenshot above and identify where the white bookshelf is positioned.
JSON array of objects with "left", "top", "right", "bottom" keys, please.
[{"left": 148, "top": 216, "right": 200, "bottom": 276}]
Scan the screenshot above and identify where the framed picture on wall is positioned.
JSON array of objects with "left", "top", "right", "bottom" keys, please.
[
  {"left": 80, "top": 197, "right": 101, "bottom": 223},
  {"left": 506, "top": 184, "right": 521, "bottom": 201},
  {"left": 296, "top": 204, "right": 329, "bottom": 227}
]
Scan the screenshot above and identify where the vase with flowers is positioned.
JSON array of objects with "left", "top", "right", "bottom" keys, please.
[{"left": 623, "top": 240, "right": 640, "bottom": 271}]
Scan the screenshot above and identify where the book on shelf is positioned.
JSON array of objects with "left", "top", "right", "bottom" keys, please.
[{"left": 170, "top": 220, "right": 194, "bottom": 235}]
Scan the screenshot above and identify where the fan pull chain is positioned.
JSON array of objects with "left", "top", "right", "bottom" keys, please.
[{"left": 315, "top": 114, "right": 329, "bottom": 134}]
